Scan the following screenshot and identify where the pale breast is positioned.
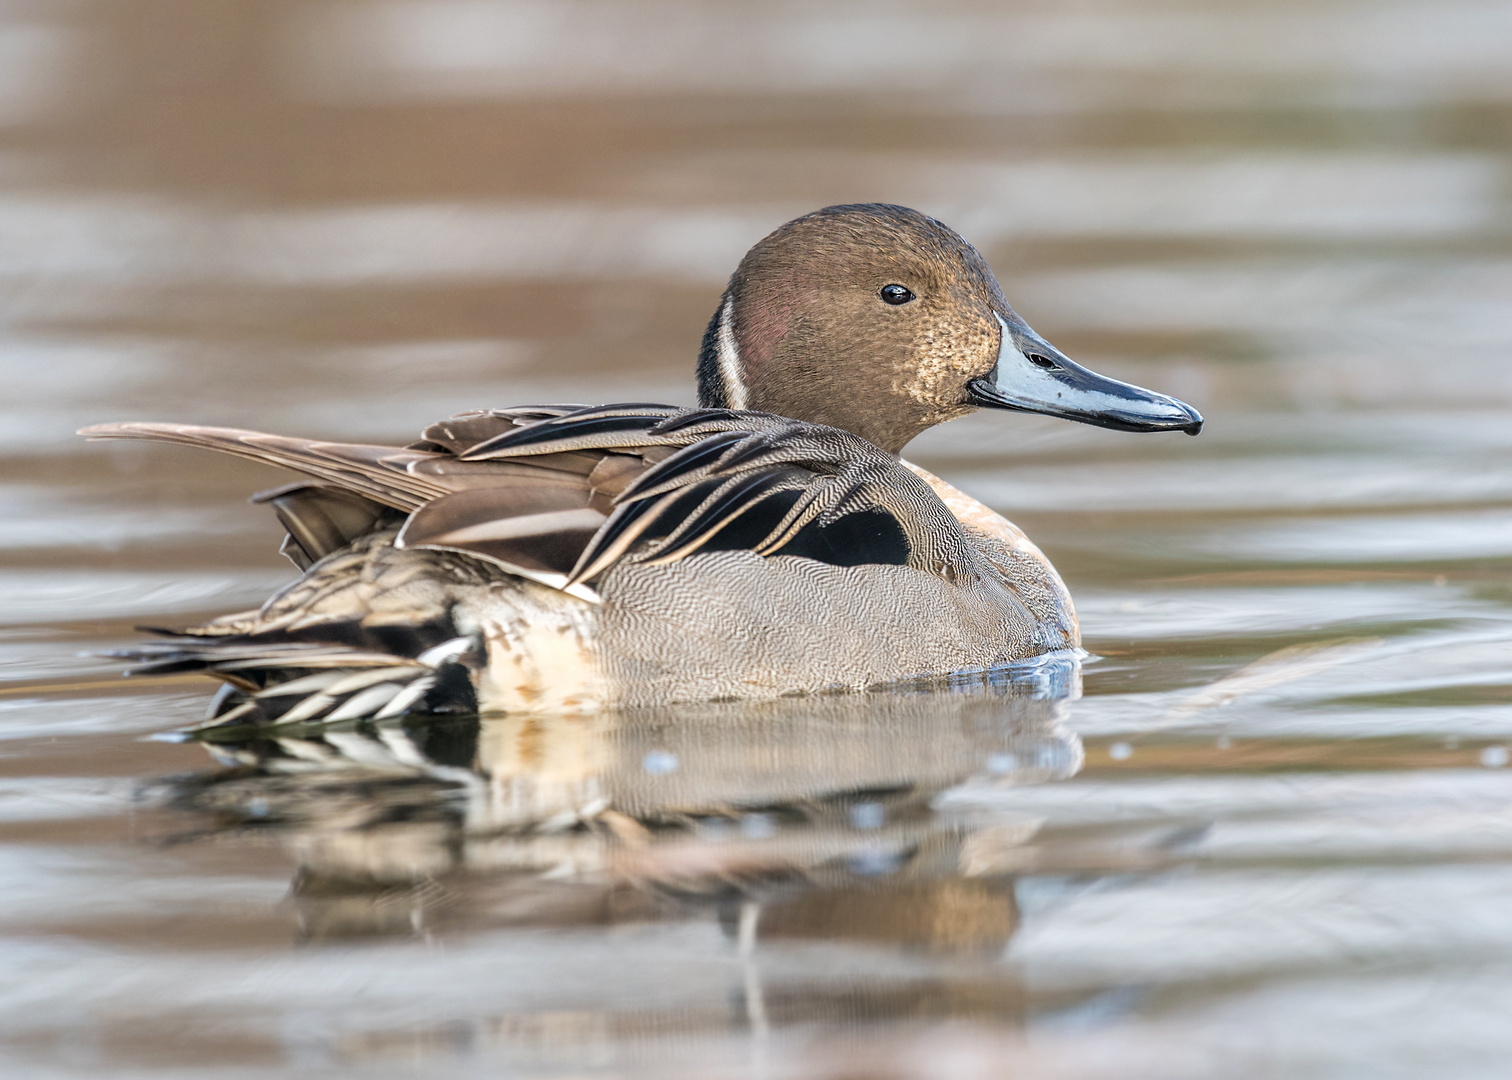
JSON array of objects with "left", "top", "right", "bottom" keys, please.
[{"left": 901, "top": 459, "right": 1080, "bottom": 648}]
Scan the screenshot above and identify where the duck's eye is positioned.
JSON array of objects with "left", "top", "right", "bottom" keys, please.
[
  {"left": 879, "top": 284, "right": 916, "bottom": 306},
  {"left": 1027, "top": 353, "right": 1057, "bottom": 370}
]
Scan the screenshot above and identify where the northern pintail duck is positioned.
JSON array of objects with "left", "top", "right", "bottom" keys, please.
[{"left": 82, "top": 204, "right": 1200, "bottom": 722}]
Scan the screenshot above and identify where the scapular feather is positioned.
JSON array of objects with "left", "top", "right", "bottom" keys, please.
[
  {"left": 616, "top": 429, "right": 752, "bottom": 503},
  {"left": 642, "top": 471, "right": 804, "bottom": 565},
  {"left": 568, "top": 477, "right": 728, "bottom": 585},
  {"left": 459, "top": 413, "right": 670, "bottom": 460},
  {"left": 648, "top": 407, "right": 743, "bottom": 435},
  {"left": 82, "top": 406, "right": 965, "bottom": 602}
]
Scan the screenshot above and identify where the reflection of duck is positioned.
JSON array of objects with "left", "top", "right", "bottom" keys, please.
[
  {"left": 163, "top": 674, "right": 1083, "bottom": 955},
  {"left": 85, "top": 203, "right": 1200, "bottom": 714}
]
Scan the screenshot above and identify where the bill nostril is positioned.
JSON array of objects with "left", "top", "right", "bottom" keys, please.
[{"left": 1027, "top": 354, "right": 1057, "bottom": 370}]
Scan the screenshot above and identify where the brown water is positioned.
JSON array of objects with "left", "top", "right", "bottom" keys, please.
[{"left": 4, "top": 1, "right": 1512, "bottom": 1076}]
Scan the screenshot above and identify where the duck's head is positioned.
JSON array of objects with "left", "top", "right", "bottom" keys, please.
[{"left": 697, "top": 203, "right": 1203, "bottom": 455}]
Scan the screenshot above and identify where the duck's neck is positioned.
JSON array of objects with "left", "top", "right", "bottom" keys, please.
[{"left": 695, "top": 293, "right": 748, "bottom": 410}]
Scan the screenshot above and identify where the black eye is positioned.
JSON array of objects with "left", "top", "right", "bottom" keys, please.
[
  {"left": 879, "top": 284, "right": 915, "bottom": 306},
  {"left": 1027, "top": 353, "right": 1057, "bottom": 369}
]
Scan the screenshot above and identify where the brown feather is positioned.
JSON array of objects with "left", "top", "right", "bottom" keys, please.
[
  {"left": 252, "top": 482, "right": 397, "bottom": 568},
  {"left": 78, "top": 422, "right": 445, "bottom": 510}
]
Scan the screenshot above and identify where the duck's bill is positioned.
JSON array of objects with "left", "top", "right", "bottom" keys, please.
[{"left": 968, "top": 314, "right": 1203, "bottom": 435}]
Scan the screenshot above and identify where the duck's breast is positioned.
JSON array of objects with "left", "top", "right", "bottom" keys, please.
[{"left": 901, "top": 460, "right": 1080, "bottom": 648}]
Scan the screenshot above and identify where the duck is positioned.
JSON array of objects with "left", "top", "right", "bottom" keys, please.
[{"left": 81, "top": 203, "right": 1201, "bottom": 722}]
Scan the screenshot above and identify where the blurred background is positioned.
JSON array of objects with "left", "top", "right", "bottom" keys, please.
[
  {"left": 5, "top": 2, "right": 1512, "bottom": 1078},
  {"left": 7, "top": 0, "right": 1511, "bottom": 440}
]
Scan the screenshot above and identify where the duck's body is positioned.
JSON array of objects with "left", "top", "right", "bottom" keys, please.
[{"left": 84, "top": 205, "right": 1199, "bottom": 724}]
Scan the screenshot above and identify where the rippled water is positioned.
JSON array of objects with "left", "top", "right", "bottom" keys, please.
[{"left": 3, "top": 1, "right": 1512, "bottom": 1076}]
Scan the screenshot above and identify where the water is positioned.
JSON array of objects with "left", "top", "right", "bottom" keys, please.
[{"left": 3, "top": 0, "right": 1512, "bottom": 1076}]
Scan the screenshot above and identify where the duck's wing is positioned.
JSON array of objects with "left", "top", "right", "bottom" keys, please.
[
  {"left": 433, "top": 404, "right": 976, "bottom": 581},
  {"left": 80, "top": 411, "right": 662, "bottom": 595},
  {"left": 81, "top": 404, "right": 972, "bottom": 599}
]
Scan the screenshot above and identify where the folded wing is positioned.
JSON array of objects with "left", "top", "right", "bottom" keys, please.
[{"left": 81, "top": 403, "right": 966, "bottom": 602}]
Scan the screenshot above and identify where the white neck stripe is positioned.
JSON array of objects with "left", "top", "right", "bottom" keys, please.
[{"left": 717, "top": 295, "right": 748, "bottom": 409}]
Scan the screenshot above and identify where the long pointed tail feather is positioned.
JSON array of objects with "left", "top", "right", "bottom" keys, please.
[{"left": 78, "top": 422, "right": 444, "bottom": 510}]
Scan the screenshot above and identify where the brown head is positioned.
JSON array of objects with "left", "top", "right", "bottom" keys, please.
[{"left": 697, "top": 203, "right": 1201, "bottom": 455}]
